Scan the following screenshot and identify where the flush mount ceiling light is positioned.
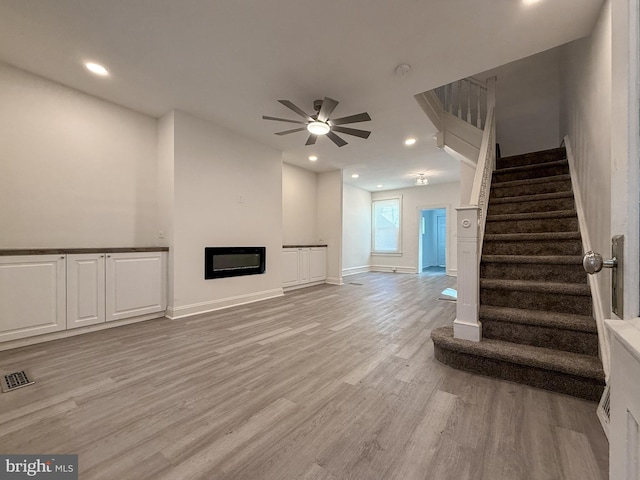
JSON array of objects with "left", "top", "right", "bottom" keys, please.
[
  {"left": 404, "top": 138, "right": 417, "bottom": 146},
  {"left": 84, "top": 62, "right": 109, "bottom": 76},
  {"left": 351, "top": 174, "right": 359, "bottom": 179},
  {"left": 415, "top": 174, "right": 429, "bottom": 186},
  {"left": 306, "top": 121, "right": 331, "bottom": 136},
  {"left": 522, "top": 0, "right": 542, "bottom": 5},
  {"left": 376, "top": 184, "right": 384, "bottom": 188},
  {"left": 308, "top": 155, "right": 318, "bottom": 161}
]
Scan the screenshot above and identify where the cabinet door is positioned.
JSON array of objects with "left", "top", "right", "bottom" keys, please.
[
  {"left": 0, "top": 255, "right": 66, "bottom": 342},
  {"left": 282, "top": 249, "right": 300, "bottom": 287},
  {"left": 106, "top": 252, "right": 167, "bottom": 322},
  {"left": 299, "top": 248, "right": 310, "bottom": 283},
  {"left": 67, "top": 254, "right": 106, "bottom": 329},
  {"left": 309, "top": 248, "right": 327, "bottom": 282}
]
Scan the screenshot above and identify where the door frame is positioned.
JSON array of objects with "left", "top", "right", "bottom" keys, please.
[{"left": 416, "top": 203, "right": 451, "bottom": 275}]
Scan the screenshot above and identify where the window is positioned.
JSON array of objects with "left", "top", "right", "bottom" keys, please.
[{"left": 372, "top": 196, "right": 402, "bottom": 254}]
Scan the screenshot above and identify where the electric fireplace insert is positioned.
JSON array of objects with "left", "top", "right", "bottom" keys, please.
[{"left": 204, "top": 247, "right": 266, "bottom": 279}]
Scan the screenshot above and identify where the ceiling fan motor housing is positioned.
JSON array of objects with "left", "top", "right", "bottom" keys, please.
[{"left": 313, "top": 99, "right": 323, "bottom": 113}]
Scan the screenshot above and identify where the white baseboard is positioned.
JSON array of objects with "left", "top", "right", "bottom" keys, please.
[
  {"left": 283, "top": 281, "right": 326, "bottom": 292},
  {"left": 0, "top": 312, "right": 166, "bottom": 352},
  {"left": 453, "top": 318, "right": 482, "bottom": 342},
  {"left": 167, "top": 288, "right": 284, "bottom": 320},
  {"left": 370, "top": 265, "right": 417, "bottom": 274},
  {"left": 447, "top": 268, "right": 458, "bottom": 277},
  {"left": 342, "top": 265, "right": 371, "bottom": 276},
  {"left": 325, "top": 276, "right": 344, "bottom": 286}
]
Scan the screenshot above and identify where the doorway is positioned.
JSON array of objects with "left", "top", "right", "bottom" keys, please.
[{"left": 419, "top": 208, "right": 447, "bottom": 273}]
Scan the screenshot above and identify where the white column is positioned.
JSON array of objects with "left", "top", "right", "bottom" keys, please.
[{"left": 453, "top": 206, "right": 482, "bottom": 341}]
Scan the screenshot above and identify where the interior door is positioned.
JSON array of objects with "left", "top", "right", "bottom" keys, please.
[{"left": 436, "top": 215, "right": 446, "bottom": 267}]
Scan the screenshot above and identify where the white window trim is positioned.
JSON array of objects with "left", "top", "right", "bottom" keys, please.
[{"left": 371, "top": 195, "right": 403, "bottom": 255}]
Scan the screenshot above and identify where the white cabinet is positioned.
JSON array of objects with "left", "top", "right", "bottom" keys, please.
[
  {"left": 67, "top": 254, "right": 106, "bottom": 329},
  {"left": 67, "top": 251, "right": 167, "bottom": 327},
  {"left": 0, "top": 250, "right": 167, "bottom": 344},
  {"left": 106, "top": 252, "right": 167, "bottom": 321},
  {"left": 0, "top": 255, "right": 66, "bottom": 342},
  {"left": 282, "top": 247, "right": 327, "bottom": 289},
  {"left": 309, "top": 248, "right": 327, "bottom": 282}
]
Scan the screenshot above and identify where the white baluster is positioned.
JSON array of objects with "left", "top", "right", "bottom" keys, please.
[
  {"left": 477, "top": 86, "right": 482, "bottom": 128},
  {"left": 466, "top": 81, "right": 472, "bottom": 124}
]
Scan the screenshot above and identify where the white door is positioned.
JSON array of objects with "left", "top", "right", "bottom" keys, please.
[
  {"left": 282, "top": 249, "right": 300, "bottom": 287},
  {"left": 0, "top": 255, "right": 66, "bottom": 342},
  {"left": 309, "top": 248, "right": 327, "bottom": 282},
  {"left": 299, "top": 248, "right": 310, "bottom": 284},
  {"left": 106, "top": 252, "right": 166, "bottom": 322},
  {"left": 67, "top": 254, "right": 106, "bottom": 329}
]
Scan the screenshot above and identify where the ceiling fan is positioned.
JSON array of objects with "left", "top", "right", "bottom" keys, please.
[{"left": 262, "top": 97, "right": 371, "bottom": 147}]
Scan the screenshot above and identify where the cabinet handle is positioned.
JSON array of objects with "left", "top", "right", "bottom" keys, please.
[
  {"left": 100, "top": 255, "right": 105, "bottom": 258},
  {"left": 106, "top": 255, "right": 111, "bottom": 258},
  {"left": 60, "top": 256, "right": 65, "bottom": 259}
]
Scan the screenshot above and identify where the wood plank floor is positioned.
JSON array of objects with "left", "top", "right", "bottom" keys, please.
[{"left": 0, "top": 272, "right": 608, "bottom": 479}]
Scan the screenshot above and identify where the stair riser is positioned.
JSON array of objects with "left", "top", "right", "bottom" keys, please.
[
  {"left": 480, "top": 289, "right": 592, "bottom": 315},
  {"left": 497, "top": 150, "right": 567, "bottom": 169},
  {"left": 482, "top": 239, "right": 582, "bottom": 256},
  {"left": 487, "top": 197, "right": 575, "bottom": 215},
  {"left": 485, "top": 217, "right": 578, "bottom": 234},
  {"left": 433, "top": 346, "right": 604, "bottom": 402},
  {"left": 493, "top": 164, "right": 569, "bottom": 182},
  {"left": 481, "top": 320, "right": 599, "bottom": 356},
  {"left": 480, "top": 262, "right": 587, "bottom": 283},
  {"left": 490, "top": 180, "right": 572, "bottom": 198}
]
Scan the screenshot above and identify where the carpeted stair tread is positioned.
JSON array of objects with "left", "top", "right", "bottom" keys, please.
[
  {"left": 479, "top": 305, "right": 597, "bottom": 333},
  {"left": 481, "top": 255, "right": 583, "bottom": 265},
  {"left": 489, "top": 190, "right": 574, "bottom": 205},
  {"left": 480, "top": 278, "right": 590, "bottom": 296},
  {"left": 484, "top": 231, "right": 580, "bottom": 242},
  {"left": 486, "top": 210, "right": 577, "bottom": 222},
  {"left": 431, "top": 327, "right": 604, "bottom": 381},
  {"left": 498, "top": 148, "right": 567, "bottom": 168},
  {"left": 494, "top": 159, "right": 569, "bottom": 175},
  {"left": 491, "top": 174, "right": 571, "bottom": 188}
]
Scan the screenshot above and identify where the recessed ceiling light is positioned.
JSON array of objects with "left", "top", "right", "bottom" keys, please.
[
  {"left": 351, "top": 174, "right": 359, "bottom": 179},
  {"left": 522, "top": 0, "right": 541, "bottom": 5},
  {"left": 85, "top": 62, "right": 109, "bottom": 76},
  {"left": 404, "top": 138, "right": 416, "bottom": 146},
  {"left": 308, "top": 155, "right": 318, "bottom": 162},
  {"left": 376, "top": 184, "right": 383, "bottom": 188}
]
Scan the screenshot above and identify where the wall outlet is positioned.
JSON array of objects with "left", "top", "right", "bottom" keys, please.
[
  {"left": 237, "top": 194, "right": 245, "bottom": 203},
  {"left": 392, "top": 267, "right": 397, "bottom": 273},
  {"left": 158, "top": 230, "right": 165, "bottom": 239}
]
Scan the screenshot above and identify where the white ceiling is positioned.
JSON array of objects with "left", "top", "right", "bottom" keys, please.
[{"left": 0, "top": 0, "right": 603, "bottom": 191}]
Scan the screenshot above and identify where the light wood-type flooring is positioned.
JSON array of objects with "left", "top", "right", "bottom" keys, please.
[{"left": 0, "top": 272, "right": 608, "bottom": 479}]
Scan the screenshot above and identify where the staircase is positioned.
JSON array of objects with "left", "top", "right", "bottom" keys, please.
[{"left": 432, "top": 147, "right": 605, "bottom": 401}]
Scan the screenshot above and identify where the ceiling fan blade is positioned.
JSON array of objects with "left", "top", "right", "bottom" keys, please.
[
  {"left": 275, "top": 127, "right": 307, "bottom": 136},
  {"left": 327, "top": 131, "right": 348, "bottom": 147},
  {"left": 262, "top": 115, "right": 307, "bottom": 125},
  {"left": 305, "top": 134, "right": 317, "bottom": 146},
  {"left": 278, "top": 100, "right": 313, "bottom": 121},
  {"left": 332, "top": 126, "right": 371, "bottom": 139},
  {"left": 318, "top": 97, "right": 339, "bottom": 123},
  {"left": 330, "top": 112, "right": 371, "bottom": 126}
]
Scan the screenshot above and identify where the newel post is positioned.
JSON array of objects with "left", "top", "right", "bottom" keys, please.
[{"left": 454, "top": 206, "right": 482, "bottom": 341}]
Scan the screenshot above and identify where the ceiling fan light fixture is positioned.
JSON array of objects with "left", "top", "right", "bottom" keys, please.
[{"left": 307, "top": 121, "right": 331, "bottom": 136}]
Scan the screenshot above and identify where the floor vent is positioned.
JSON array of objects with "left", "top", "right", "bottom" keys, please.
[
  {"left": 349, "top": 282, "right": 364, "bottom": 286},
  {"left": 1, "top": 370, "right": 35, "bottom": 392}
]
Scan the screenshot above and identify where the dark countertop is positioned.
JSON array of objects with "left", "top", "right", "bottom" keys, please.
[
  {"left": 283, "top": 245, "right": 328, "bottom": 248},
  {"left": 0, "top": 247, "right": 169, "bottom": 256}
]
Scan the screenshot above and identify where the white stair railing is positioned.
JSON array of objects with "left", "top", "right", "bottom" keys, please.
[
  {"left": 453, "top": 77, "right": 496, "bottom": 342},
  {"left": 435, "top": 77, "right": 488, "bottom": 130}
]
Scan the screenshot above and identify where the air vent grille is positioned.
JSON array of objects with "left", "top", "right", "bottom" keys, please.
[{"left": 1, "top": 370, "right": 35, "bottom": 392}]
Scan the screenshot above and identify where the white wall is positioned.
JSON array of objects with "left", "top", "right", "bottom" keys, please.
[
  {"left": 168, "top": 110, "right": 283, "bottom": 317},
  {"left": 560, "top": 1, "right": 612, "bottom": 316},
  {"left": 342, "top": 183, "right": 371, "bottom": 276},
  {"left": 282, "top": 163, "right": 318, "bottom": 245},
  {"left": 480, "top": 48, "right": 562, "bottom": 157},
  {"left": 317, "top": 170, "right": 343, "bottom": 284},
  {"left": 0, "top": 62, "right": 158, "bottom": 248},
  {"left": 371, "top": 182, "right": 460, "bottom": 276}
]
